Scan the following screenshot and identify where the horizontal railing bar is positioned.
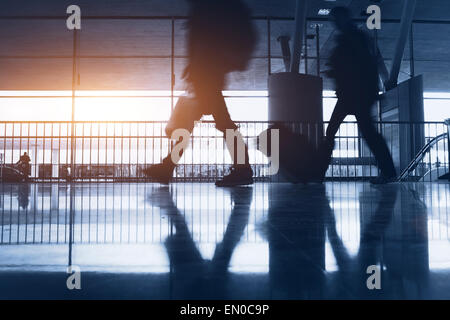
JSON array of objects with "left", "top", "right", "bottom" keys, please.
[
  {"left": 0, "top": 56, "right": 439, "bottom": 63},
  {"left": 0, "top": 55, "right": 283, "bottom": 60},
  {"left": 0, "top": 15, "right": 448, "bottom": 25},
  {"left": 1, "top": 135, "right": 420, "bottom": 140},
  {"left": 0, "top": 136, "right": 228, "bottom": 139},
  {"left": 0, "top": 121, "right": 446, "bottom": 124},
  {"left": 0, "top": 95, "right": 270, "bottom": 99},
  {"left": 0, "top": 95, "right": 447, "bottom": 100}
]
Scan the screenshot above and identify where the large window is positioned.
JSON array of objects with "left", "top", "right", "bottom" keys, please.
[
  {"left": 0, "top": 91, "right": 268, "bottom": 122},
  {"left": 1, "top": 91, "right": 449, "bottom": 123},
  {"left": 423, "top": 93, "right": 450, "bottom": 122}
]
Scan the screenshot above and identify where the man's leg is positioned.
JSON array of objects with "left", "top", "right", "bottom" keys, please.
[
  {"left": 191, "top": 73, "right": 252, "bottom": 168},
  {"left": 212, "top": 93, "right": 253, "bottom": 187},
  {"left": 356, "top": 111, "right": 397, "bottom": 181},
  {"left": 317, "top": 101, "right": 349, "bottom": 179},
  {"left": 144, "top": 99, "right": 202, "bottom": 183},
  {"left": 326, "top": 100, "right": 348, "bottom": 141},
  {"left": 162, "top": 133, "right": 190, "bottom": 168},
  {"left": 223, "top": 126, "right": 250, "bottom": 168},
  {"left": 144, "top": 139, "right": 188, "bottom": 184}
]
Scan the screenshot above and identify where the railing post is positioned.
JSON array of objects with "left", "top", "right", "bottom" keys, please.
[
  {"left": 70, "top": 29, "right": 78, "bottom": 181},
  {"left": 446, "top": 119, "right": 450, "bottom": 180},
  {"left": 267, "top": 17, "right": 271, "bottom": 76},
  {"left": 315, "top": 24, "right": 320, "bottom": 77}
]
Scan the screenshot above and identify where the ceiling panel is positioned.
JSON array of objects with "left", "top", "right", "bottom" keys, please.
[{"left": 0, "top": 0, "right": 449, "bottom": 91}]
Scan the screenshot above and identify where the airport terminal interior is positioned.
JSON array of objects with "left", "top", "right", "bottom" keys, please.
[{"left": 0, "top": 0, "right": 450, "bottom": 300}]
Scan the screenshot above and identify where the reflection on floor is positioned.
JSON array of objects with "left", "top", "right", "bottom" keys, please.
[{"left": 0, "top": 182, "right": 449, "bottom": 300}]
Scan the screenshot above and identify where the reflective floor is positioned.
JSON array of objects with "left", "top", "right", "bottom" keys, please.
[{"left": 0, "top": 182, "right": 449, "bottom": 300}]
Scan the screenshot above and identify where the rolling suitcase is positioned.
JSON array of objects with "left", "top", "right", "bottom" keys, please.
[{"left": 261, "top": 124, "right": 333, "bottom": 183}]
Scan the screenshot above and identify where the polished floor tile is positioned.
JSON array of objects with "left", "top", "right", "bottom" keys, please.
[{"left": 0, "top": 182, "right": 449, "bottom": 299}]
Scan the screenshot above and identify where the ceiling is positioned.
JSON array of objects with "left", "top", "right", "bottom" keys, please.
[
  {"left": 0, "top": 0, "right": 449, "bottom": 21},
  {"left": 0, "top": 0, "right": 449, "bottom": 92}
]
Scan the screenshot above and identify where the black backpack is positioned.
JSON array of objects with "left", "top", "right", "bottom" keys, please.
[{"left": 184, "top": 0, "right": 257, "bottom": 78}]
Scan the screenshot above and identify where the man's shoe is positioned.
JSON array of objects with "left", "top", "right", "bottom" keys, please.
[
  {"left": 215, "top": 166, "right": 254, "bottom": 187},
  {"left": 370, "top": 175, "right": 397, "bottom": 185},
  {"left": 144, "top": 163, "right": 175, "bottom": 184}
]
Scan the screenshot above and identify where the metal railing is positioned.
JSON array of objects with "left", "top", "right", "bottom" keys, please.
[
  {"left": 0, "top": 14, "right": 449, "bottom": 182},
  {"left": 0, "top": 120, "right": 448, "bottom": 182}
]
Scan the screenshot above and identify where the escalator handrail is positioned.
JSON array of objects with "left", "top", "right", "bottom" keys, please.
[{"left": 399, "top": 133, "right": 448, "bottom": 181}]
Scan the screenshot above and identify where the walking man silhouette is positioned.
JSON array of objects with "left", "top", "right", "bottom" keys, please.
[
  {"left": 325, "top": 7, "right": 396, "bottom": 184},
  {"left": 145, "top": 0, "right": 257, "bottom": 186}
]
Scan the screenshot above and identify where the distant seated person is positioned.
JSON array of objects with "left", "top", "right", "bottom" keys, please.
[{"left": 16, "top": 152, "right": 31, "bottom": 177}]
